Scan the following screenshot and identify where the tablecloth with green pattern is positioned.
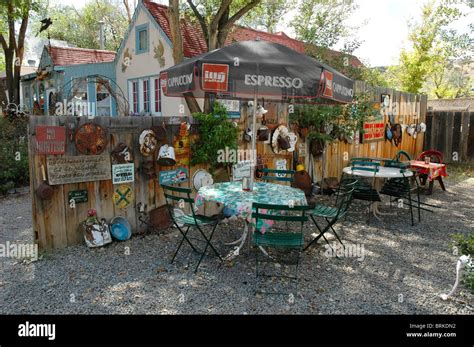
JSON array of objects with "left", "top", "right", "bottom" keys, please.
[{"left": 195, "top": 181, "right": 307, "bottom": 233}]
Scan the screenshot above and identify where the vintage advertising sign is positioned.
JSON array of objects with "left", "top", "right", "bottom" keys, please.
[
  {"left": 363, "top": 121, "right": 385, "bottom": 141},
  {"left": 218, "top": 99, "right": 240, "bottom": 118},
  {"left": 202, "top": 63, "right": 229, "bottom": 92},
  {"left": 159, "top": 168, "right": 188, "bottom": 185},
  {"left": 46, "top": 155, "right": 111, "bottom": 185},
  {"left": 68, "top": 189, "right": 88, "bottom": 204},
  {"left": 112, "top": 163, "right": 135, "bottom": 184},
  {"left": 35, "top": 125, "right": 66, "bottom": 155},
  {"left": 232, "top": 160, "right": 252, "bottom": 181}
]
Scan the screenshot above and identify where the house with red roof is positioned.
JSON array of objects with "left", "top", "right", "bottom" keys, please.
[
  {"left": 20, "top": 45, "right": 118, "bottom": 116},
  {"left": 116, "top": 0, "right": 364, "bottom": 117}
]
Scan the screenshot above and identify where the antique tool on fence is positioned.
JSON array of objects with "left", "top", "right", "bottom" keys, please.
[
  {"left": 75, "top": 123, "right": 107, "bottom": 155},
  {"left": 36, "top": 164, "right": 54, "bottom": 200}
]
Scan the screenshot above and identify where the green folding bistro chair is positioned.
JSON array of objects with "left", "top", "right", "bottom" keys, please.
[
  {"left": 252, "top": 203, "right": 309, "bottom": 295},
  {"left": 162, "top": 184, "right": 223, "bottom": 273},
  {"left": 304, "top": 180, "right": 357, "bottom": 252},
  {"left": 261, "top": 168, "right": 295, "bottom": 184},
  {"left": 337, "top": 160, "right": 381, "bottom": 222},
  {"left": 380, "top": 160, "right": 436, "bottom": 225}
]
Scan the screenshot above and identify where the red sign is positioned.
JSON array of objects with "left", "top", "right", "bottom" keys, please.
[
  {"left": 363, "top": 121, "right": 385, "bottom": 141},
  {"left": 35, "top": 125, "right": 66, "bottom": 155},
  {"left": 202, "top": 63, "right": 229, "bottom": 92},
  {"left": 321, "top": 70, "right": 333, "bottom": 98},
  {"left": 160, "top": 72, "right": 168, "bottom": 94}
]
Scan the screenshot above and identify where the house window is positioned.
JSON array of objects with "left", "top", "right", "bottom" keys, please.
[
  {"left": 72, "top": 78, "right": 88, "bottom": 116},
  {"left": 154, "top": 78, "right": 161, "bottom": 113},
  {"left": 132, "top": 81, "right": 138, "bottom": 113},
  {"left": 135, "top": 23, "right": 149, "bottom": 54},
  {"left": 143, "top": 79, "right": 149, "bottom": 112},
  {"left": 96, "top": 79, "right": 112, "bottom": 116}
]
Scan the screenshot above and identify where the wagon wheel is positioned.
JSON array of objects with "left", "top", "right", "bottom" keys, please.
[{"left": 75, "top": 123, "right": 107, "bottom": 155}]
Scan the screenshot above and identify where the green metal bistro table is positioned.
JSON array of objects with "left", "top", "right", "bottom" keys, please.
[{"left": 195, "top": 181, "right": 307, "bottom": 260}]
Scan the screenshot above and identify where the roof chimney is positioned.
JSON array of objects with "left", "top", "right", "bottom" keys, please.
[{"left": 99, "top": 20, "right": 105, "bottom": 50}]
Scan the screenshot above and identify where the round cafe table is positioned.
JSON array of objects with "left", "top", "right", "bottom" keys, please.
[
  {"left": 195, "top": 181, "right": 307, "bottom": 260},
  {"left": 342, "top": 166, "right": 413, "bottom": 221}
]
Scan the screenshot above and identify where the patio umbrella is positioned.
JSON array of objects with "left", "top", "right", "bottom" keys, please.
[{"left": 160, "top": 40, "right": 355, "bottom": 187}]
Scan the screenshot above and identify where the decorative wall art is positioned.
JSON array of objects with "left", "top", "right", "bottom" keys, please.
[
  {"left": 153, "top": 40, "right": 165, "bottom": 67},
  {"left": 112, "top": 163, "right": 135, "bottom": 184},
  {"left": 74, "top": 123, "right": 107, "bottom": 155}
]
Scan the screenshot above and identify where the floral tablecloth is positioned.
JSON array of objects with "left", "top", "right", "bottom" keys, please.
[
  {"left": 410, "top": 160, "right": 448, "bottom": 181},
  {"left": 195, "top": 181, "right": 307, "bottom": 232}
]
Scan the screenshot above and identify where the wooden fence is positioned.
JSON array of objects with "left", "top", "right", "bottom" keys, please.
[
  {"left": 424, "top": 111, "right": 474, "bottom": 164},
  {"left": 311, "top": 82, "right": 427, "bottom": 181},
  {"left": 29, "top": 83, "right": 427, "bottom": 250}
]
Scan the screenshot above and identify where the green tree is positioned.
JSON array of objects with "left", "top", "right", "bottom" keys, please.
[
  {"left": 0, "top": 52, "right": 5, "bottom": 71},
  {"left": 238, "top": 0, "right": 296, "bottom": 33},
  {"left": 169, "top": 0, "right": 261, "bottom": 113},
  {"left": 0, "top": 0, "right": 40, "bottom": 105},
  {"left": 291, "top": 0, "right": 360, "bottom": 49},
  {"left": 388, "top": 0, "right": 471, "bottom": 95},
  {"left": 31, "top": 0, "right": 129, "bottom": 51}
]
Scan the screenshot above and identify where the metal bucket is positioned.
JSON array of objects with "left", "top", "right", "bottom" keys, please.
[{"left": 149, "top": 205, "right": 172, "bottom": 231}]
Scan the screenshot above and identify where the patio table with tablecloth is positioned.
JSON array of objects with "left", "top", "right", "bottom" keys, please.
[
  {"left": 342, "top": 165, "right": 414, "bottom": 221},
  {"left": 195, "top": 181, "right": 307, "bottom": 260},
  {"left": 409, "top": 160, "right": 448, "bottom": 194}
]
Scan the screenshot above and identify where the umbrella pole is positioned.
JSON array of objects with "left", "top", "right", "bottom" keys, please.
[{"left": 250, "top": 93, "right": 258, "bottom": 190}]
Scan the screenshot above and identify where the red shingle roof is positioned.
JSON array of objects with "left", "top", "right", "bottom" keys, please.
[
  {"left": 47, "top": 46, "right": 116, "bottom": 66},
  {"left": 143, "top": 1, "right": 207, "bottom": 57},
  {"left": 225, "top": 26, "right": 305, "bottom": 54},
  {"left": 142, "top": 0, "right": 364, "bottom": 68}
]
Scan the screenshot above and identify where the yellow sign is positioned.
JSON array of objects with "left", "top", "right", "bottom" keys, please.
[{"left": 112, "top": 184, "right": 133, "bottom": 209}]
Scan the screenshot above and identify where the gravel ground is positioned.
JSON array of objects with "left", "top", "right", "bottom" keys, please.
[{"left": 0, "top": 177, "right": 473, "bottom": 315}]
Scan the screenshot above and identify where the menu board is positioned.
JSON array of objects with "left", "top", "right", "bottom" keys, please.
[
  {"left": 46, "top": 155, "right": 111, "bottom": 185},
  {"left": 232, "top": 160, "right": 252, "bottom": 180}
]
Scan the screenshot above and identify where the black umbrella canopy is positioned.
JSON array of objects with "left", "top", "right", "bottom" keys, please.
[{"left": 160, "top": 40, "right": 355, "bottom": 103}]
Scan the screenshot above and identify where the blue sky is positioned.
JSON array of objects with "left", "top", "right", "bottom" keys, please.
[{"left": 52, "top": 0, "right": 473, "bottom": 67}]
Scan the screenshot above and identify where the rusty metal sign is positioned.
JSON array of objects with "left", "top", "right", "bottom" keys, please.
[{"left": 35, "top": 125, "right": 66, "bottom": 155}]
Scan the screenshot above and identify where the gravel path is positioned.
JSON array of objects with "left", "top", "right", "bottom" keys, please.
[{"left": 0, "top": 177, "right": 473, "bottom": 314}]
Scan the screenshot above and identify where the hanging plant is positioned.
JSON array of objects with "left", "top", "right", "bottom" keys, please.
[{"left": 191, "top": 102, "right": 239, "bottom": 173}]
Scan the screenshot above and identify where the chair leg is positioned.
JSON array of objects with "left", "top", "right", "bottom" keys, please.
[
  {"left": 407, "top": 190, "right": 414, "bottom": 226},
  {"left": 194, "top": 223, "right": 221, "bottom": 273},
  {"left": 304, "top": 215, "right": 335, "bottom": 251},
  {"left": 326, "top": 217, "right": 343, "bottom": 245},
  {"left": 171, "top": 225, "right": 192, "bottom": 264}
]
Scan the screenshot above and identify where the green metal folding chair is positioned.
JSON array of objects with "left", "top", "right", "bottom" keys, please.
[
  {"left": 337, "top": 160, "right": 380, "bottom": 222},
  {"left": 304, "top": 180, "right": 357, "bottom": 252},
  {"left": 393, "top": 150, "right": 411, "bottom": 162},
  {"left": 162, "top": 184, "right": 223, "bottom": 273},
  {"left": 379, "top": 161, "right": 437, "bottom": 225},
  {"left": 261, "top": 168, "right": 295, "bottom": 184},
  {"left": 252, "top": 203, "right": 309, "bottom": 295}
]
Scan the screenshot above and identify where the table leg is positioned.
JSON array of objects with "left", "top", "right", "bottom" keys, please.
[
  {"left": 224, "top": 222, "right": 249, "bottom": 261},
  {"left": 427, "top": 180, "right": 434, "bottom": 195},
  {"left": 438, "top": 176, "right": 446, "bottom": 191}
]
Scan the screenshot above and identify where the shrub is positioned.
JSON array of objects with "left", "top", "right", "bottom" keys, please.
[
  {"left": 0, "top": 116, "right": 29, "bottom": 194},
  {"left": 190, "top": 102, "right": 239, "bottom": 173}
]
